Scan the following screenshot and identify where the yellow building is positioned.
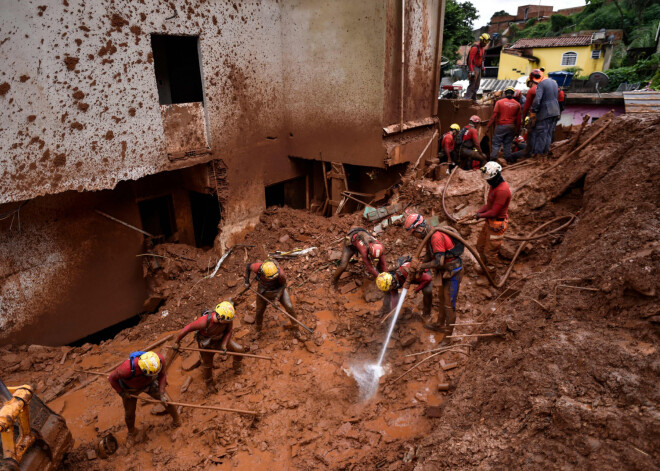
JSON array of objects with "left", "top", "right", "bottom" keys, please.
[{"left": 497, "top": 34, "right": 612, "bottom": 80}]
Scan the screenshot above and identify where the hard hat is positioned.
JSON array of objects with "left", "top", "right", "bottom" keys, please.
[
  {"left": 376, "top": 272, "right": 393, "bottom": 292},
  {"left": 404, "top": 213, "right": 426, "bottom": 232},
  {"left": 469, "top": 115, "right": 481, "bottom": 124},
  {"left": 138, "top": 352, "right": 162, "bottom": 376},
  {"left": 214, "top": 301, "right": 235, "bottom": 321},
  {"left": 504, "top": 86, "right": 515, "bottom": 95},
  {"left": 479, "top": 33, "right": 491, "bottom": 43},
  {"left": 260, "top": 260, "right": 279, "bottom": 279},
  {"left": 369, "top": 242, "right": 384, "bottom": 260},
  {"left": 524, "top": 116, "right": 530, "bottom": 125},
  {"left": 530, "top": 69, "right": 543, "bottom": 82},
  {"left": 481, "top": 161, "right": 502, "bottom": 180},
  {"left": 450, "top": 123, "right": 460, "bottom": 132}
]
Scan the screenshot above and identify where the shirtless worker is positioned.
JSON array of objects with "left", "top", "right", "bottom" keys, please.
[
  {"left": 332, "top": 227, "right": 386, "bottom": 288},
  {"left": 403, "top": 214, "right": 464, "bottom": 343},
  {"left": 108, "top": 351, "right": 180, "bottom": 441},
  {"left": 173, "top": 301, "right": 244, "bottom": 393}
]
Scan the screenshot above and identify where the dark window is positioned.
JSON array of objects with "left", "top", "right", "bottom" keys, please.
[
  {"left": 265, "top": 177, "right": 307, "bottom": 209},
  {"left": 138, "top": 195, "right": 176, "bottom": 239},
  {"left": 150, "top": 35, "right": 204, "bottom": 105},
  {"left": 189, "top": 191, "right": 221, "bottom": 248}
]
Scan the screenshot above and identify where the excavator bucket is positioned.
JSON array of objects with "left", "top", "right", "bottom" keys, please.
[{"left": 0, "top": 379, "right": 73, "bottom": 471}]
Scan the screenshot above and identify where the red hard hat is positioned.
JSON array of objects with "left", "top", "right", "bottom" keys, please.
[
  {"left": 530, "top": 69, "right": 543, "bottom": 81},
  {"left": 404, "top": 213, "right": 425, "bottom": 232},
  {"left": 369, "top": 243, "right": 384, "bottom": 259},
  {"left": 469, "top": 115, "right": 481, "bottom": 124}
]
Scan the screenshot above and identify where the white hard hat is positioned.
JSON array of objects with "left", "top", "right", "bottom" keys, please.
[{"left": 481, "top": 161, "right": 502, "bottom": 180}]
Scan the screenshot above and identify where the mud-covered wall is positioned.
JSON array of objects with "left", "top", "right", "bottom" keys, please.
[{"left": 0, "top": 187, "right": 146, "bottom": 346}]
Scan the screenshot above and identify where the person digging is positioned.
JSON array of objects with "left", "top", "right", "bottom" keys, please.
[
  {"left": 403, "top": 214, "right": 464, "bottom": 344},
  {"left": 173, "top": 301, "right": 245, "bottom": 394},
  {"left": 108, "top": 351, "right": 180, "bottom": 443},
  {"left": 332, "top": 227, "right": 386, "bottom": 288},
  {"left": 245, "top": 259, "right": 301, "bottom": 338},
  {"left": 376, "top": 257, "right": 433, "bottom": 319}
]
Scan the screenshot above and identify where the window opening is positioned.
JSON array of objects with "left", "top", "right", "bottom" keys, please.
[
  {"left": 591, "top": 50, "right": 601, "bottom": 59},
  {"left": 561, "top": 52, "right": 577, "bottom": 66},
  {"left": 151, "top": 35, "right": 204, "bottom": 105}
]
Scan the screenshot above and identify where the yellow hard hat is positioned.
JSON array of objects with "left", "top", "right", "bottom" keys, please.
[
  {"left": 260, "top": 260, "right": 279, "bottom": 279},
  {"left": 214, "top": 301, "right": 235, "bottom": 321},
  {"left": 138, "top": 351, "right": 162, "bottom": 376},
  {"left": 504, "top": 86, "right": 515, "bottom": 94},
  {"left": 480, "top": 33, "right": 491, "bottom": 43},
  {"left": 376, "top": 272, "right": 393, "bottom": 292},
  {"left": 450, "top": 123, "right": 460, "bottom": 131},
  {"left": 524, "top": 116, "right": 530, "bottom": 125}
]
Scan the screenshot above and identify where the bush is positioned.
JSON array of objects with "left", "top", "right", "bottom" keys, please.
[{"left": 604, "top": 53, "right": 660, "bottom": 91}]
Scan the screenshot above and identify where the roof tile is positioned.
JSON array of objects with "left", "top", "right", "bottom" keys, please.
[{"left": 510, "top": 35, "right": 592, "bottom": 49}]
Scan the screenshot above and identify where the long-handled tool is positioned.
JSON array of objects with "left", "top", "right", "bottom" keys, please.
[
  {"left": 165, "top": 346, "right": 273, "bottom": 360},
  {"left": 247, "top": 286, "right": 314, "bottom": 334},
  {"left": 129, "top": 395, "right": 257, "bottom": 416}
]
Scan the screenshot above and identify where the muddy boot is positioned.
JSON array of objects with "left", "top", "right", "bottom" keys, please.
[{"left": 201, "top": 366, "right": 216, "bottom": 394}]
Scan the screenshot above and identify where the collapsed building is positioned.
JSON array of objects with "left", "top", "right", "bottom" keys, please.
[{"left": 0, "top": 0, "right": 446, "bottom": 345}]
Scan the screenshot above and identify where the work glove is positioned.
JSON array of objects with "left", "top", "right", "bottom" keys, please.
[
  {"left": 473, "top": 213, "right": 481, "bottom": 220},
  {"left": 529, "top": 112, "right": 537, "bottom": 128}
]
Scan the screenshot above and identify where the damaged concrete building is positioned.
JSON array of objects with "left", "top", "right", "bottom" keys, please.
[{"left": 0, "top": 0, "right": 445, "bottom": 345}]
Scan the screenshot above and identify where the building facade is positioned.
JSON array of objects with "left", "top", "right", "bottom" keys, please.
[{"left": 0, "top": 0, "right": 446, "bottom": 345}]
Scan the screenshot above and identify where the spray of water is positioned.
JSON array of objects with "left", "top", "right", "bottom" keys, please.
[{"left": 348, "top": 288, "right": 409, "bottom": 400}]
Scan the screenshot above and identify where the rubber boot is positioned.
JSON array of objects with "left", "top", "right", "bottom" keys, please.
[{"left": 201, "top": 366, "right": 216, "bottom": 394}]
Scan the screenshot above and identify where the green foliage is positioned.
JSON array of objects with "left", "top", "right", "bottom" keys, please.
[
  {"left": 628, "top": 21, "right": 660, "bottom": 49},
  {"left": 493, "top": 10, "right": 510, "bottom": 17},
  {"left": 609, "top": 42, "right": 628, "bottom": 69},
  {"left": 442, "top": 0, "right": 479, "bottom": 64},
  {"left": 649, "top": 67, "right": 660, "bottom": 91},
  {"left": 604, "top": 53, "right": 660, "bottom": 91},
  {"left": 550, "top": 14, "right": 572, "bottom": 33}
]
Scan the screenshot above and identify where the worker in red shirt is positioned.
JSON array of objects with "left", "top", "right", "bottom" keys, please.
[
  {"left": 245, "top": 259, "right": 300, "bottom": 335},
  {"left": 487, "top": 86, "right": 521, "bottom": 163},
  {"left": 472, "top": 162, "right": 512, "bottom": 273},
  {"left": 375, "top": 257, "right": 433, "bottom": 318},
  {"left": 173, "top": 301, "right": 244, "bottom": 393},
  {"left": 465, "top": 33, "right": 490, "bottom": 101},
  {"left": 457, "top": 116, "right": 487, "bottom": 169},
  {"left": 108, "top": 351, "right": 180, "bottom": 440},
  {"left": 440, "top": 123, "right": 461, "bottom": 169},
  {"left": 332, "top": 227, "right": 387, "bottom": 288},
  {"left": 404, "top": 214, "right": 464, "bottom": 341}
]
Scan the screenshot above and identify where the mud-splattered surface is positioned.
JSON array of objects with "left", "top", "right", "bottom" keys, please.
[{"left": 1, "top": 114, "right": 658, "bottom": 470}]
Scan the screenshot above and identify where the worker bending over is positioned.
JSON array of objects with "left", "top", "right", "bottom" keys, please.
[
  {"left": 404, "top": 214, "right": 464, "bottom": 341},
  {"left": 332, "top": 227, "right": 386, "bottom": 287},
  {"left": 245, "top": 259, "right": 300, "bottom": 336},
  {"left": 173, "top": 301, "right": 244, "bottom": 393},
  {"left": 457, "top": 116, "right": 488, "bottom": 169},
  {"left": 376, "top": 258, "right": 433, "bottom": 318},
  {"left": 108, "top": 351, "right": 180, "bottom": 440},
  {"left": 487, "top": 86, "right": 521, "bottom": 163},
  {"left": 440, "top": 123, "right": 461, "bottom": 170},
  {"left": 473, "top": 162, "right": 512, "bottom": 274}
]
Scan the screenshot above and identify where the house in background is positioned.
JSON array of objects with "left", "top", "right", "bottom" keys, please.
[
  {"left": 497, "top": 32, "right": 617, "bottom": 80},
  {"left": 487, "top": 4, "right": 585, "bottom": 35}
]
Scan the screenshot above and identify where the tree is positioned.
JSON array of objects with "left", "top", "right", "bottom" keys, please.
[
  {"left": 442, "top": 0, "right": 479, "bottom": 63},
  {"left": 493, "top": 10, "right": 510, "bottom": 17}
]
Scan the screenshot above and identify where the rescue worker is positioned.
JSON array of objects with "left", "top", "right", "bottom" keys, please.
[
  {"left": 244, "top": 259, "right": 300, "bottom": 335},
  {"left": 440, "top": 123, "right": 461, "bottom": 169},
  {"left": 487, "top": 86, "right": 521, "bottom": 163},
  {"left": 403, "top": 214, "right": 464, "bottom": 341},
  {"left": 465, "top": 33, "right": 490, "bottom": 101},
  {"left": 375, "top": 257, "right": 433, "bottom": 318},
  {"left": 472, "top": 162, "right": 512, "bottom": 273},
  {"left": 108, "top": 351, "right": 180, "bottom": 439},
  {"left": 332, "top": 227, "right": 386, "bottom": 287},
  {"left": 457, "top": 116, "right": 488, "bottom": 169},
  {"left": 173, "top": 301, "right": 244, "bottom": 393},
  {"left": 528, "top": 69, "right": 560, "bottom": 157}
]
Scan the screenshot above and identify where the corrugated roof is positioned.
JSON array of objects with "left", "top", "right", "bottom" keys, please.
[
  {"left": 510, "top": 35, "right": 592, "bottom": 49},
  {"left": 478, "top": 79, "right": 518, "bottom": 93}
]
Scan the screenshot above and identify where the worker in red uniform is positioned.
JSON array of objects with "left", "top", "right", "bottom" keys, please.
[
  {"left": 245, "top": 259, "right": 300, "bottom": 335},
  {"left": 332, "top": 227, "right": 386, "bottom": 287},
  {"left": 108, "top": 351, "right": 180, "bottom": 439},
  {"left": 375, "top": 257, "right": 433, "bottom": 318},
  {"left": 440, "top": 123, "right": 461, "bottom": 169},
  {"left": 465, "top": 33, "right": 490, "bottom": 101},
  {"left": 472, "top": 162, "right": 512, "bottom": 273},
  {"left": 487, "top": 86, "right": 521, "bottom": 163},
  {"left": 404, "top": 214, "right": 464, "bottom": 341},
  {"left": 173, "top": 301, "right": 244, "bottom": 393},
  {"left": 457, "top": 116, "right": 487, "bottom": 169}
]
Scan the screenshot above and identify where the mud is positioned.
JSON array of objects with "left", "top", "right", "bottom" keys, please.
[{"left": 1, "top": 114, "right": 658, "bottom": 470}]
